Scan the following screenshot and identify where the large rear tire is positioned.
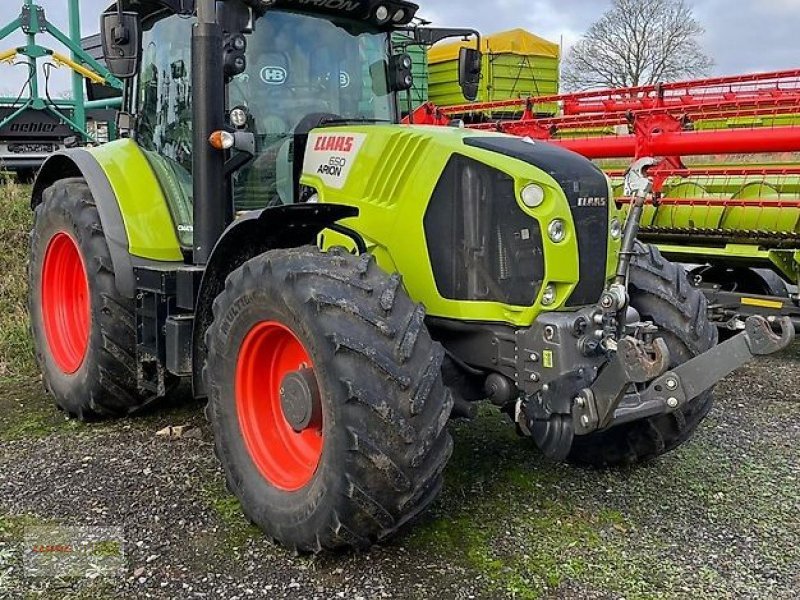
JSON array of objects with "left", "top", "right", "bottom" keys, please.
[
  {"left": 569, "top": 243, "right": 718, "bottom": 467},
  {"left": 29, "top": 178, "right": 155, "bottom": 419},
  {"left": 204, "top": 247, "right": 453, "bottom": 552}
]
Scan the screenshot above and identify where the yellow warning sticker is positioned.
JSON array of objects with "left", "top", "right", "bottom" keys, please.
[
  {"left": 741, "top": 297, "right": 784, "bottom": 310},
  {"left": 543, "top": 350, "right": 554, "bottom": 369}
]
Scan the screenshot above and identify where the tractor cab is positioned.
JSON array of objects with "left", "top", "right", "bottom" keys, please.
[
  {"left": 228, "top": 9, "right": 398, "bottom": 210},
  {"left": 107, "top": 0, "right": 479, "bottom": 246}
]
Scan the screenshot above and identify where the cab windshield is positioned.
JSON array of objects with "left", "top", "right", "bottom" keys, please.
[{"left": 231, "top": 10, "right": 395, "bottom": 209}]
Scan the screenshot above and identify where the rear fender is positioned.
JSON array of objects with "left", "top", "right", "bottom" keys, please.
[
  {"left": 32, "top": 150, "right": 138, "bottom": 298},
  {"left": 191, "top": 203, "right": 359, "bottom": 397},
  {"left": 32, "top": 143, "right": 185, "bottom": 298}
]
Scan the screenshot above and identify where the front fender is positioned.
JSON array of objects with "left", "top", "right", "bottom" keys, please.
[
  {"left": 191, "top": 203, "right": 359, "bottom": 397},
  {"left": 32, "top": 141, "right": 185, "bottom": 297}
]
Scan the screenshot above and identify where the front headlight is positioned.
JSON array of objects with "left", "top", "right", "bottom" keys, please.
[
  {"left": 547, "top": 219, "right": 567, "bottom": 244},
  {"left": 541, "top": 284, "right": 557, "bottom": 306},
  {"left": 520, "top": 184, "right": 545, "bottom": 208}
]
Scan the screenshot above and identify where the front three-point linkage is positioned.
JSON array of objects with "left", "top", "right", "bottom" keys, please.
[{"left": 572, "top": 158, "right": 796, "bottom": 437}]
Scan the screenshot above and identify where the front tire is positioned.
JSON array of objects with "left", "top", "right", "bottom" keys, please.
[
  {"left": 569, "top": 243, "right": 718, "bottom": 467},
  {"left": 204, "top": 247, "right": 453, "bottom": 552},
  {"left": 29, "top": 178, "right": 156, "bottom": 419}
]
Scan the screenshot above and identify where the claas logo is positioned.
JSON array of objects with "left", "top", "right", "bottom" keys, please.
[{"left": 314, "top": 136, "right": 355, "bottom": 153}]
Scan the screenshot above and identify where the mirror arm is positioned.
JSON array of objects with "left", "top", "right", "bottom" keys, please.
[
  {"left": 113, "top": 1, "right": 129, "bottom": 44},
  {"left": 403, "top": 27, "right": 480, "bottom": 49}
]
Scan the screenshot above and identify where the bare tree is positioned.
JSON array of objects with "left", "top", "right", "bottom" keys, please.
[{"left": 563, "top": 0, "right": 713, "bottom": 91}]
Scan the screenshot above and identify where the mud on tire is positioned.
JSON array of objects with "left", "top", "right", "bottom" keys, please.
[
  {"left": 204, "top": 246, "right": 454, "bottom": 552},
  {"left": 569, "top": 242, "right": 718, "bottom": 467},
  {"left": 29, "top": 178, "right": 156, "bottom": 419}
]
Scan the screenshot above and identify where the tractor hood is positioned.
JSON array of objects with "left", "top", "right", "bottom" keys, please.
[{"left": 300, "top": 124, "right": 621, "bottom": 326}]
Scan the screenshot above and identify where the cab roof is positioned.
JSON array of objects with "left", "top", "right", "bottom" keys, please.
[{"left": 109, "top": 0, "right": 419, "bottom": 27}]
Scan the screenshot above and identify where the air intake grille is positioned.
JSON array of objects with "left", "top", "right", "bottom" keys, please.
[
  {"left": 424, "top": 155, "right": 545, "bottom": 306},
  {"left": 464, "top": 137, "right": 610, "bottom": 306}
]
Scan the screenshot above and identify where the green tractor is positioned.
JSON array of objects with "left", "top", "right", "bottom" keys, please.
[{"left": 28, "top": 0, "right": 793, "bottom": 552}]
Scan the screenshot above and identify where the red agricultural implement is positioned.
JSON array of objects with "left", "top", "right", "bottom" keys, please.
[
  {"left": 408, "top": 69, "right": 800, "bottom": 190},
  {"left": 407, "top": 69, "right": 800, "bottom": 331}
]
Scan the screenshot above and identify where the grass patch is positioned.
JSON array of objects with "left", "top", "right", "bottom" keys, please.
[
  {"left": 199, "top": 478, "right": 263, "bottom": 557},
  {"left": 0, "top": 379, "right": 80, "bottom": 442},
  {"left": 0, "top": 181, "right": 35, "bottom": 380},
  {"left": 405, "top": 405, "right": 800, "bottom": 599},
  {"left": 0, "top": 512, "right": 50, "bottom": 540}
]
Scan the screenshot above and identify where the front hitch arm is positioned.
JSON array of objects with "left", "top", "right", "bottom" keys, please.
[{"left": 574, "top": 316, "right": 795, "bottom": 435}]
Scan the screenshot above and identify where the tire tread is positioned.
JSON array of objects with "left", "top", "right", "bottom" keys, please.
[{"left": 569, "top": 242, "right": 717, "bottom": 467}]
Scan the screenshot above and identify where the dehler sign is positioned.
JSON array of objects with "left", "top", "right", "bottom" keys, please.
[{"left": 9, "top": 123, "right": 58, "bottom": 133}]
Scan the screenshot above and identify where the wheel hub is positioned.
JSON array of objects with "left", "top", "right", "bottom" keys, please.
[
  {"left": 235, "top": 321, "right": 323, "bottom": 492},
  {"left": 280, "top": 368, "right": 321, "bottom": 433},
  {"left": 41, "top": 232, "right": 90, "bottom": 374}
]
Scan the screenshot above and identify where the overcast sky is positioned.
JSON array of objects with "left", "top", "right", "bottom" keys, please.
[{"left": 1, "top": 0, "right": 798, "bottom": 95}]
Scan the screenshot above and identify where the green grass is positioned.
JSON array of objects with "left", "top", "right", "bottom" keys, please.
[
  {"left": 196, "top": 477, "right": 278, "bottom": 567},
  {"left": 0, "top": 181, "right": 35, "bottom": 380},
  {"left": 406, "top": 410, "right": 634, "bottom": 598},
  {"left": 403, "top": 403, "right": 800, "bottom": 599},
  {"left": 0, "top": 379, "right": 81, "bottom": 442}
]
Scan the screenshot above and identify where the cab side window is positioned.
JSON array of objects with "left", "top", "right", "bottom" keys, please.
[{"left": 136, "top": 15, "right": 195, "bottom": 247}]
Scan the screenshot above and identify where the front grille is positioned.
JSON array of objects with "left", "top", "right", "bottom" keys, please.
[
  {"left": 424, "top": 154, "right": 545, "bottom": 306},
  {"left": 465, "top": 137, "right": 610, "bottom": 306}
]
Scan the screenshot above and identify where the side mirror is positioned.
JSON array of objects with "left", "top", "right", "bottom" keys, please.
[
  {"left": 459, "top": 47, "right": 482, "bottom": 102},
  {"left": 370, "top": 60, "right": 389, "bottom": 97},
  {"left": 101, "top": 11, "right": 142, "bottom": 79}
]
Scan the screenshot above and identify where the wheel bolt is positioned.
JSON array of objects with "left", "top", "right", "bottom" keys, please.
[
  {"left": 666, "top": 379, "right": 678, "bottom": 391},
  {"left": 667, "top": 397, "right": 679, "bottom": 409}
]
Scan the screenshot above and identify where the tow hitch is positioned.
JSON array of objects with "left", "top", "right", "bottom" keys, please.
[
  {"left": 517, "top": 158, "right": 796, "bottom": 461},
  {"left": 577, "top": 157, "right": 795, "bottom": 439},
  {"left": 572, "top": 315, "right": 795, "bottom": 436}
]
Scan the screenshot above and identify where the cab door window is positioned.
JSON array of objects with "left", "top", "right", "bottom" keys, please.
[{"left": 136, "top": 15, "right": 195, "bottom": 247}]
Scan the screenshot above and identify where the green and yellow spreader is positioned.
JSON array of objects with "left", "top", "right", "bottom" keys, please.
[
  {"left": 634, "top": 175, "right": 800, "bottom": 332},
  {"left": 28, "top": 0, "right": 794, "bottom": 552}
]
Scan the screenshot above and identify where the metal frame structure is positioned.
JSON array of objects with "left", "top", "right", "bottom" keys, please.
[
  {"left": 408, "top": 69, "right": 800, "bottom": 197},
  {"left": 0, "top": 0, "right": 122, "bottom": 143}
]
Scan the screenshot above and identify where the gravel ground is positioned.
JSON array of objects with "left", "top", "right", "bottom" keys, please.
[{"left": 0, "top": 343, "right": 798, "bottom": 600}]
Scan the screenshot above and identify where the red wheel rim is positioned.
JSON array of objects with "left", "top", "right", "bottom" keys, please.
[
  {"left": 41, "top": 232, "right": 90, "bottom": 374},
  {"left": 235, "top": 321, "right": 323, "bottom": 491}
]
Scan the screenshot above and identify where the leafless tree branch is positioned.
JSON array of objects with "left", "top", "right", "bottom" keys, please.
[{"left": 562, "top": 0, "right": 714, "bottom": 91}]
